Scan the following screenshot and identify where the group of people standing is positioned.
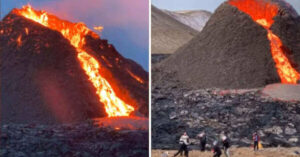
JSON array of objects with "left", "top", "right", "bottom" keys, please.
[{"left": 173, "top": 131, "right": 260, "bottom": 157}]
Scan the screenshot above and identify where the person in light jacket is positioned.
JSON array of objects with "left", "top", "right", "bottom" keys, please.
[{"left": 174, "top": 132, "right": 190, "bottom": 157}]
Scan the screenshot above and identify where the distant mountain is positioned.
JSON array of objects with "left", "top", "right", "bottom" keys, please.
[
  {"left": 151, "top": 5, "right": 198, "bottom": 54},
  {"left": 163, "top": 10, "right": 212, "bottom": 32}
]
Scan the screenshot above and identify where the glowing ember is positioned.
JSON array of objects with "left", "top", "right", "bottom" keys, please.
[
  {"left": 93, "top": 26, "right": 104, "bottom": 32},
  {"left": 25, "top": 28, "right": 29, "bottom": 35},
  {"left": 14, "top": 5, "right": 135, "bottom": 117},
  {"left": 16, "top": 35, "right": 22, "bottom": 47},
  {"left": 126, "top": 69, "right": 145, "bottom": 84},
  {"left": 229, "top": 0, "right": 300, "bottom": 84}
]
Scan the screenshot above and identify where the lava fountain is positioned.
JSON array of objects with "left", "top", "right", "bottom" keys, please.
[
  {"left": 229, "top": 0, "right": 300, "bottom": 84},
  {"left": 13, "top": 5, "right": 134, "bottom": 117}
]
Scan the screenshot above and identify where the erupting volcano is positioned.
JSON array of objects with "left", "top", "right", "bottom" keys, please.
[
  {"left": 155, "top": 0, "right": 300, "bottom": 89},
  {"left": 229, "top": 0, "right": 300, "bottom": 84},
  {"left": 14, "top": 5, "right": 134, "bottom": 117},
  {"left": 0, "top": 5, "right": 148, "bottom": 124}
]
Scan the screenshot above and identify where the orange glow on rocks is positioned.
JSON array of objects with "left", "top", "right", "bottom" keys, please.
[
  {"left": 25, "top": 28, "right": 29, "bottom": 35},
  {"left": 229, "top": 0, "right": 300, "bottom": 84},
  {"left": 126, "top": 69, "right": 145, "bottom": 84},
  {"left": 14, "top": 5, "right": 135, "bottom": 117},
  {"left": 16, "top": 35, "right": 22, "bottom": 47}
]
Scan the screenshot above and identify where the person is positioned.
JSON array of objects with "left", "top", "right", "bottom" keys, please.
[
  {"left": 212, "top": 141, "right": 222, "bottom": 157},
  {"left": 174, "top": 132, "right": 189, "bottom": 157},
  {"left": 198, "top": 131, "right": 206, "bottom": 152},
  {"left": 253, "top": 131, "right": 260, "bottom": 151},
  {"left": 222, "top": 135, "right": 230, "bottom": 157}
]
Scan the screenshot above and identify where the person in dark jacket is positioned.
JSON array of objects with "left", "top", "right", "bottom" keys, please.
[
  {"left": 222, "top": 135, "right": 230, "bottom": 157},
  {"left": 253, "top": 132, "right": 260, "bottom": 151},
  {"left": 212, "top": 141, "right": 222, "bottom": 157},
  {"left": 174, "top": 132, "right": 189, "bottom": 157},
  {"left": 198, "top": 131, "right": 206, "bottom": 152}
]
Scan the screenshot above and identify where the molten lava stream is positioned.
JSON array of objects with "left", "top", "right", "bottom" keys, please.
[
  {"left": 266, "top": 30, "right": 300, "bottom": 83},
  {"left": 229, "top": 0, "right": 300, "bottom": 84},
  {"left": 15, "top": 5, "right": 135, "bottom": 117},
  {"left": 78, "top": 51, "right": 134, "bottom": 117}
]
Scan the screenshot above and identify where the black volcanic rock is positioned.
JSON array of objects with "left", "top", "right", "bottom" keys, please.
[
  {"left": 151, "top": 85, "right": 300, "bottom": 149},
  {"left": 157, "top": 1, "right": 300, "bottom": 89},
  {"left": 0, "top": 121, "right": 148, "bottom": 156},
  {"left": 0, "top": 11, "right": 148, "bottom": 124}
]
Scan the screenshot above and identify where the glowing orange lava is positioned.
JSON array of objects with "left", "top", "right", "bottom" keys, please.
[
  {"left": 14, "top": 5, "right": 134, "bottom": 117},
  {"left": 126, "top": 69, "right": 145, "bottom": 84},
  {"left": 93, "top": 26, "right": 104, "bottom": 32},
  {"left": 229, "top": 0, "right": 300, "bottom": 83},
  {"left": 25, "top": 28, "right": 29, "bottom": 35},
  {"left": 16, "top": 35, "right": 22, "bottom": 47}
]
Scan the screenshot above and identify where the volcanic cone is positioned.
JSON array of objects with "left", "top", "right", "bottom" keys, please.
[
  {"left": 157, "top": 0, "right": 300, "bottom": 89},
  {"left": 0, "top": 6, "right": 148, "bottom": 124}
]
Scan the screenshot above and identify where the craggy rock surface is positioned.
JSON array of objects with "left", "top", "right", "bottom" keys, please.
[
  {"left": 151, "top": 78, "right": 300, "bottom": 149},
  {"left": 0, "top": 121, "right": 148, "bottom": 157}
]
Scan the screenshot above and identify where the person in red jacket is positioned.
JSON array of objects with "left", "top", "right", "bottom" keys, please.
[{"left": 253, "top": 132, "right": 260, "bottom": 151}]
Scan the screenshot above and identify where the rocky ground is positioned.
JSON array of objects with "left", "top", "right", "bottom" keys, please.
[
  {"left": 151, "top": 66, "right": 300, "bottom": 149},
  {"left": 0, "top": 120, "right": 148, "bottom": 157},
  {"left": 152, "top": 148, "right": 300, "bottom": 157}
]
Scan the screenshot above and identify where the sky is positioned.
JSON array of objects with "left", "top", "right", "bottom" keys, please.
[
  {"left": 1, "top": 0, "right": 149, "bottom": 70},
  {"left": 152, "top": 0, "right": 300, "bottom": 13}
]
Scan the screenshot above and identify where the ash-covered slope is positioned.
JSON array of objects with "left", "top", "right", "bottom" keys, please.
[
  {"left": 0, "top": 11, "right": 148, "bottom": 124},
  {"left": 151, "top": 5, "right": 198, "bottom": 54},
  {"left": 158, "top": 1, "right": 300, "bottom": 89},
  {"left": 163, "top": 10, "right": 212, "bottom": 32}
]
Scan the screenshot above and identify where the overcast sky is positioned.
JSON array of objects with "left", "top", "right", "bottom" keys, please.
[
  {"left": 152, "top": 0, "right": 300, "bottom": 13},
  {"left": 1, "top": 0, "right": 149, "bottom": 70}
]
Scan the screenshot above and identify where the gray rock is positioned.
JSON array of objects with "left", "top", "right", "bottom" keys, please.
[
  {"left": 288, "top": 137, "right": 298, "bottom": 143},
  {"left": 264, "top": 126, "right": 283, "bottom": 135},
  {"left": 285, "top": 127, "right": 297, "bottom": 135},
  {"left": 180, "top": 110, "right": 188, "bottom": 115},
  {"left": 169, "top": 112, "right": 177, "bottom": 119}
]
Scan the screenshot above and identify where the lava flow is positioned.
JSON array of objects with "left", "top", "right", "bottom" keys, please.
[
  {"left": 229, "top": 0, "right": 300, "bottom": 84},
  {"left": 14, "top": 5, "right": 134, "bottom": 117}
]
